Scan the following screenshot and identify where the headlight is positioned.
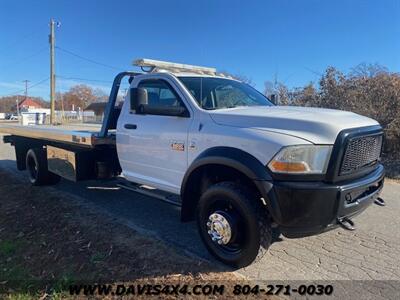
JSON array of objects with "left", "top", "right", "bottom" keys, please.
[{"left": 268, "top": 145, "right": 333, "bottom": 174}]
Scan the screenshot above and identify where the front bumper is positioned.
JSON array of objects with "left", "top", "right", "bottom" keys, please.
[{"left": 260, "top": 164, "right": 385, "bottom": 238}]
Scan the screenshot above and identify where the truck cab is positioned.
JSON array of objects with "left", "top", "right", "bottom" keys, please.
[
  {"left": 1, "top": 59, "right": 385, "bottom": 268},
  {"left": 115, "top": 59, "right": 385, "bottom": 266}
]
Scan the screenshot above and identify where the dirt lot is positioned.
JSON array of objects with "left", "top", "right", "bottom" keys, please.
[{"left": 0, "top": 169, "right": 245, "bottom": 299}]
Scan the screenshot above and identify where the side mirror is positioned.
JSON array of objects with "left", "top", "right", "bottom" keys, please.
[
  {"left": 270, "top": 94, "right": 277, "bottom": 105},
  {"left": 130, "top": 87, "right": 189, "bottom": 117},
  {"left": 130, "top": 88, "right": 148, "bottom": 112}
]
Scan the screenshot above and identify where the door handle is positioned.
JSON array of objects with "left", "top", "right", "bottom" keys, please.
[{"left": 124, "top": 123, "right": 137, "bottom": 130}]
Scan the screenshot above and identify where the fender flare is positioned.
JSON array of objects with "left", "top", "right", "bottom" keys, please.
[{"left": 180, "top": 147, "right": 280, "bottom": 221}]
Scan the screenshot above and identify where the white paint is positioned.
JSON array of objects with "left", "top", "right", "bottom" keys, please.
[{"left": 116, "top": 72, "right": 379, "bottom": 194}]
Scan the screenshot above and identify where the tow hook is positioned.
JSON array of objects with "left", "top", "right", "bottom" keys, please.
[
  {"left": 337, "top": 217, "right": 355, "bottom": 231},
  {"left": 374, "top": 197, "right": 386, "bottom": 207}
]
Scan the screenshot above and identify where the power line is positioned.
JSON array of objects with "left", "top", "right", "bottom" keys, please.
[
  {"left": 0, "top": 46, "right": 48, "bottom": 69},
  {"left": 57, "top": 75, "right": 113, "bottom": 84},
  {"left": 0, "top": 77, "right": 49, "bottom": 97},
  {"left": 303, "top": 66, "right": 323, "bottom": 77},
  {"left": 0, "top": 88, "right": 25, "bottom": 97},
  {"left": 0, "top": 29, "right": 44, "bottom": 53},
  {"left": 28, "top": 77, "right": 50, "bottom": 89},
  {"left": 56, "top": 46, "right": 124, "bottom": 71}
]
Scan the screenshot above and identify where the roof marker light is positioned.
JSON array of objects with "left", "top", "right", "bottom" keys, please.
[{"left": 133, "top": 58, "right": 217, "bottom": 75}]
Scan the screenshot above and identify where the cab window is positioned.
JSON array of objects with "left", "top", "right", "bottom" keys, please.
[{"left": 138, "top": 79, "right": 184, "bottom": 108}]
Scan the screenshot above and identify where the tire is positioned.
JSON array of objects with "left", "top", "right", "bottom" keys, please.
[
  {"left": 26, "top": 148, "right": 61, "bottom": 186},
  {"left": 196, "top": 181, "right": 272, "bottom": 268}
]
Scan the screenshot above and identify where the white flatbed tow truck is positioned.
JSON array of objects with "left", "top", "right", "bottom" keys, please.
[{"left": 0, "top": 59, "right": 386, "bottom": 267}]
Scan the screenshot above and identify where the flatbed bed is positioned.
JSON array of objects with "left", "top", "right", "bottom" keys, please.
[{"left": 0, "top": 123, "right": 115, "bottom": 147}]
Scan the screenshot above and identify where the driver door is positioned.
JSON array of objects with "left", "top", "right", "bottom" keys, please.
[{"left": 117, "top": 78, "right": 192, "bottom": 194}]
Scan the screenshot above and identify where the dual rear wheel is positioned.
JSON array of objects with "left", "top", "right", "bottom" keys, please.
[{"left": 26, "top": 148, "right": 60, "bottom": 186}]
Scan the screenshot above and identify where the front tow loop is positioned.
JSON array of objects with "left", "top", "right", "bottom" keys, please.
[
  {"left": 374, "top": 197, "right": 386, "bottom": 206},
  {"left": 337, "top": 217, "right": 355, "bottom": 231}
]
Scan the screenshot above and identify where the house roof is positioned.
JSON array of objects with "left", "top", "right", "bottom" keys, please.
[
  {"left": 85, "top": 102, "right": 107, "bottom": 111},
  {"left": 84, "top": 101, "right": 124, "bottom": 111},
  {"left": 18, "top": 98, "right": 43, "bottom": 108}
]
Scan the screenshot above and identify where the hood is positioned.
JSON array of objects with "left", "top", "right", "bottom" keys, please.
[{"left": 209, "top": 106, "right": 379, "bottom": 144}]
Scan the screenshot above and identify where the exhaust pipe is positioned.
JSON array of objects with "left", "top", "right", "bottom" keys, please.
[
  {"left": 337, "top": 217, "right": 355, "bottom": 231},
  {"left": 374, "top": 197, "right": 385, "bottom": 206}
]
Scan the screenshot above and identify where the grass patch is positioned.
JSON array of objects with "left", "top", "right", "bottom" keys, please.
[
  {"left": 90, "top": 251, "right": 107, "bottom": 264},
  {"left": 0, "top": 240, "right": 19, "bottom": 256},
  {"left": 6, "top": 294, "right": 35, "bottom": 300},
  {"left": 0, "top": 265, "right": 31, "bottom": 282},
  {"left": 0, "top": 168, "right": 236, "bottom": 298}
]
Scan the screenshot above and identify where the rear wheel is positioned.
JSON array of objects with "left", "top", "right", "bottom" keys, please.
[
  {"left": 26, "top": 148, "right": 61, "bottom": 186},
  {"left": 196, "top": 181, "right": 272, "bottom": 268}
]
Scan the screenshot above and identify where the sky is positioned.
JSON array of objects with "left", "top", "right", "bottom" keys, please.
[{"left": 0, "top": 0, "right": 399, "bottom": 101}]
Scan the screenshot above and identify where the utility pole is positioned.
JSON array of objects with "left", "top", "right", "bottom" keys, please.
[
  {"left": 16, "top": 96, "right": 20, "bottom": 124},
  {"left": 273, "top": 71, "right": 279, "bottom": 105},
  {"left": 49, "top": 18, "right": 56, "bottom": 124},
  {"left": 22, "top": 80, "right": 30, "bottom": 98}
]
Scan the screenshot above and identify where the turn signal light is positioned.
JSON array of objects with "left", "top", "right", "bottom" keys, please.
[{"left": 269, "top": 161, "right": 308, "bottom": 173}]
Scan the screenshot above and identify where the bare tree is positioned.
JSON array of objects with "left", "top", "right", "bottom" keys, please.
[
  {"left": 61, "top": 84, "right": 97, "bottom": 110},
  {"left": 219, "top": 71, "right": 255, "bottom": 86}
]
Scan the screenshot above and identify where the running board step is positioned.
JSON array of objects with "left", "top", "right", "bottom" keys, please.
[{"left": 117, "top": 181, "right": 181, "bottom": 207}]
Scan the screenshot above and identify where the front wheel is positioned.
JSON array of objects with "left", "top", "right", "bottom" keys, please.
[{"left": 196, "top": 182, "right": 272, "bottom": 268}]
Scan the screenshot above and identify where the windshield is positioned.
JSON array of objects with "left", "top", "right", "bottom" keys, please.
[{"left": 178, "top": 77, "right": 273, "bottom": 110}]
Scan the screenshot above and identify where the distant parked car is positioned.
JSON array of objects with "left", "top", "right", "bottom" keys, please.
[{"left": 9, "top": 114, "right": 19, "bottom": 120}]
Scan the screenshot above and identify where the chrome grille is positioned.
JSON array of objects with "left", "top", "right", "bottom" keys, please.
[{"left": 340, "top": 134, "right": 383, "bottom": 175}]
